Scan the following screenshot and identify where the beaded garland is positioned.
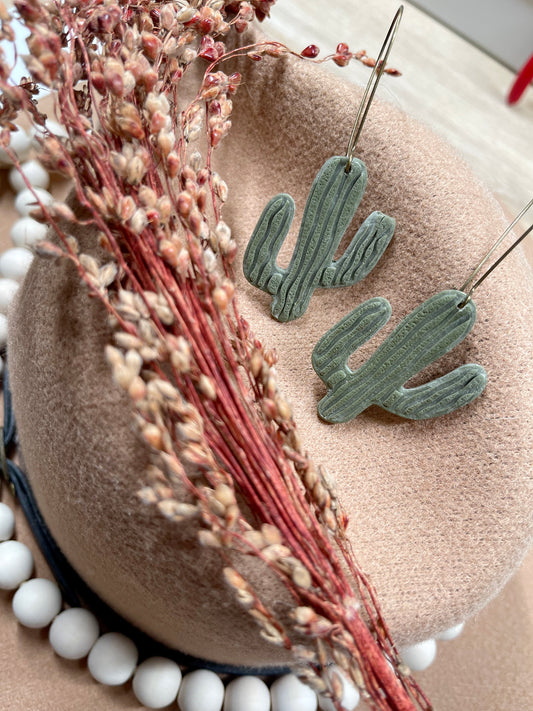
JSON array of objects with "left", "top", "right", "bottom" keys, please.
[{"left": 0, "top": 128, "right": 465, "bottom": 710}]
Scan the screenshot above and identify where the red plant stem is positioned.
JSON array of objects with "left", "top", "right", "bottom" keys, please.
[
  {"left": 100, "top": 220, "right": 429, "bottom": 708},
  {"left": 134, "top": 257, "right": 429, "bottom": 710},
  {"left": 120, "top": 221, "right": 386, "bottom": 608},
  {"left": 98, "top": 210, "right": 429, "bottom": 708}
]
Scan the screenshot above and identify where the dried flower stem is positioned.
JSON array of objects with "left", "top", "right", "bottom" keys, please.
[{"left": 1, "top": 2, "right": 429, "bottom": 709}]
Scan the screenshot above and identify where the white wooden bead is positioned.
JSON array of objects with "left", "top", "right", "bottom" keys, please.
[
  {"left": 436, "top": 622, "right": 464, "bottom": 641},
  {"left": 14, "top": 187, "right": 53, "bottom": 217},
  {"left": 318, "top": 666, "right": 360, "bottom": 711},
  {"left": 9, "top": 159, "right": 50, "bottom": 192},
  {"left": 0, "top": 129, "right": 32, "bottom": 166},
  {"left": 32, "top": 119, "right": 68, "bottom": 145},
  {"left": 271, "top": 674, "right": 317, "bottom": 711},
  {"left": 11, "top": 216, "right": 48, "bottom": 248},
  {"left": 401, "top": 639, "right": 437, "bottom": 672},
  {"left": 0, "top": 279, "right": 19, "bottom": 315},
  {"left": 223, "top": 676, "right": 270, "bottom": 711},
  {"left": 0, "top": 540, "right": 33, "bottom": 589},
  {"left": 49, "top": 607, "right": 100, "bottom": 659},
  {"left": 132, "top": 657, "right": 182, "bottom": 709},
  {"left": 12, "top": 577, "right": 62, "bottom": 628},
  {"left": 0, "top": 248, "right": 33, "bottom": 282},
  {"left": 178, "top": 669, "right": 225, "bottom": 711},
  {"left": 0, "top": 503, "right": 15, "bottom": 541},
  {"left": 46, "top": 119, "right": 68, "bottom": 138},
  {"left": 88, "top": 632, "right": 138, "bottom": 686},
  {"left": 0, "top": 314, "right": 7, "bottom": 349}
]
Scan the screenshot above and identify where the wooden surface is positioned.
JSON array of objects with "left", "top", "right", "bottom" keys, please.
[{"left": 265, "top": 0, "right": 533, "bottom": 260}]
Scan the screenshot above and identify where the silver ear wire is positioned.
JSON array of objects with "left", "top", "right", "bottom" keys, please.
[
  {"left": 345, "top": 5, "right": 404, "bottom": 172},
  {"left": 459, "top": 197, "right": 533, "bottom": 306}
]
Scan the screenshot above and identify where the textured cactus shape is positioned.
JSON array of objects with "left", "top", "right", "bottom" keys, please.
[
  {"left": 312, "top": 290, "right": 488, "bottom": 421},
  {"left": 243, "top": 155, "right": 395, "bottom": 322}
]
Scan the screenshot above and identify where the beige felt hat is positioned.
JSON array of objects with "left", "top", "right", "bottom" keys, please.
[{"left": 0, "top": 3, "right": 532, "bottom": 710}]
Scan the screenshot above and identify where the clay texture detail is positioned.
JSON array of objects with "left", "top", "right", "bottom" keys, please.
[
  {"left": 312, "top": 290, "right": 487, "bottom": 421},
  {"left": 243, "top": 156, "right": 395, "bottom": 322}
]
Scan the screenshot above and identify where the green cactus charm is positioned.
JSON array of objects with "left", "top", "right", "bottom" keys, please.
[
  {"left": 243, "top": 155, "right": 395, "bottom": 322},
  {"left": 312, "top": 290, "right": 488, "bottom": 422}
]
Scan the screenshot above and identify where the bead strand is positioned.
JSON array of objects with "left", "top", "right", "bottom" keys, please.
[
  {"left": 0, "top": 125, "right": 48, "bottom": 376},
  {"left": 0, "top": 451, "right": 466, "bottom": 711}
]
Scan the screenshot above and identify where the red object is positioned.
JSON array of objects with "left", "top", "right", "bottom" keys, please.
[
  {"left": 301, "top": 44, "right": 320, "bottom": 59},
  {"left": 508, "top": 54, "right": 533, "bottom": 104}
]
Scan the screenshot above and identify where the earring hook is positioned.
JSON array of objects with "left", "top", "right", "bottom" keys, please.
[
  {"left": 459, "top": 197, "right": 533, "bottom": 305},
  {"left": 345, "top": 5, "right": 404, "bottom": 172}
]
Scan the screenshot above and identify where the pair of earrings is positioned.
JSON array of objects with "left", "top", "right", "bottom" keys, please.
[{"left": 244, "top": 7, "right": 532, "bottom": 423}]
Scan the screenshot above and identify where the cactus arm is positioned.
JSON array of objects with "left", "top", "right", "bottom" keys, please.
[
  {"left": 315, "top": 290, "right": 485, "bottom": 423},
  {"left": 312, "top": 297, "right": 392, "bottom": 389},
  {"left": 355, "top": 290, "right": 479, "bottom": 397},
  {"left": 380, "top": 364, "right": 488, "bottom": 420},
  {"left": 320, "top": 212, "right": 396, "bottom": 288},
  {"left": 272, "top": 155, "right": 369, "bottom": 321},
  {"left": 243, "top": 193, "right": 295, "bottom": 295}
]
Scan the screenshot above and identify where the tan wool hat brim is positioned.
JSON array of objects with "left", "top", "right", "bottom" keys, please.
[{"left": 8, "top": 41, "right": 533, "bottom": 666}]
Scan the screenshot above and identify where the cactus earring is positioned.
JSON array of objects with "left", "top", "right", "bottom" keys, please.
[
  {"left": 243, "top": 7, "right": 404, "bottom": 322},
  {"left": 312, "top": 199, "right": 533, "bottom": 422}
]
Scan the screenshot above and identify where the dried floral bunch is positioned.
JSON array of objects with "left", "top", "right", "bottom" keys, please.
[{"left": 0, "top": 1, "right": 429, "bottom": 709}]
